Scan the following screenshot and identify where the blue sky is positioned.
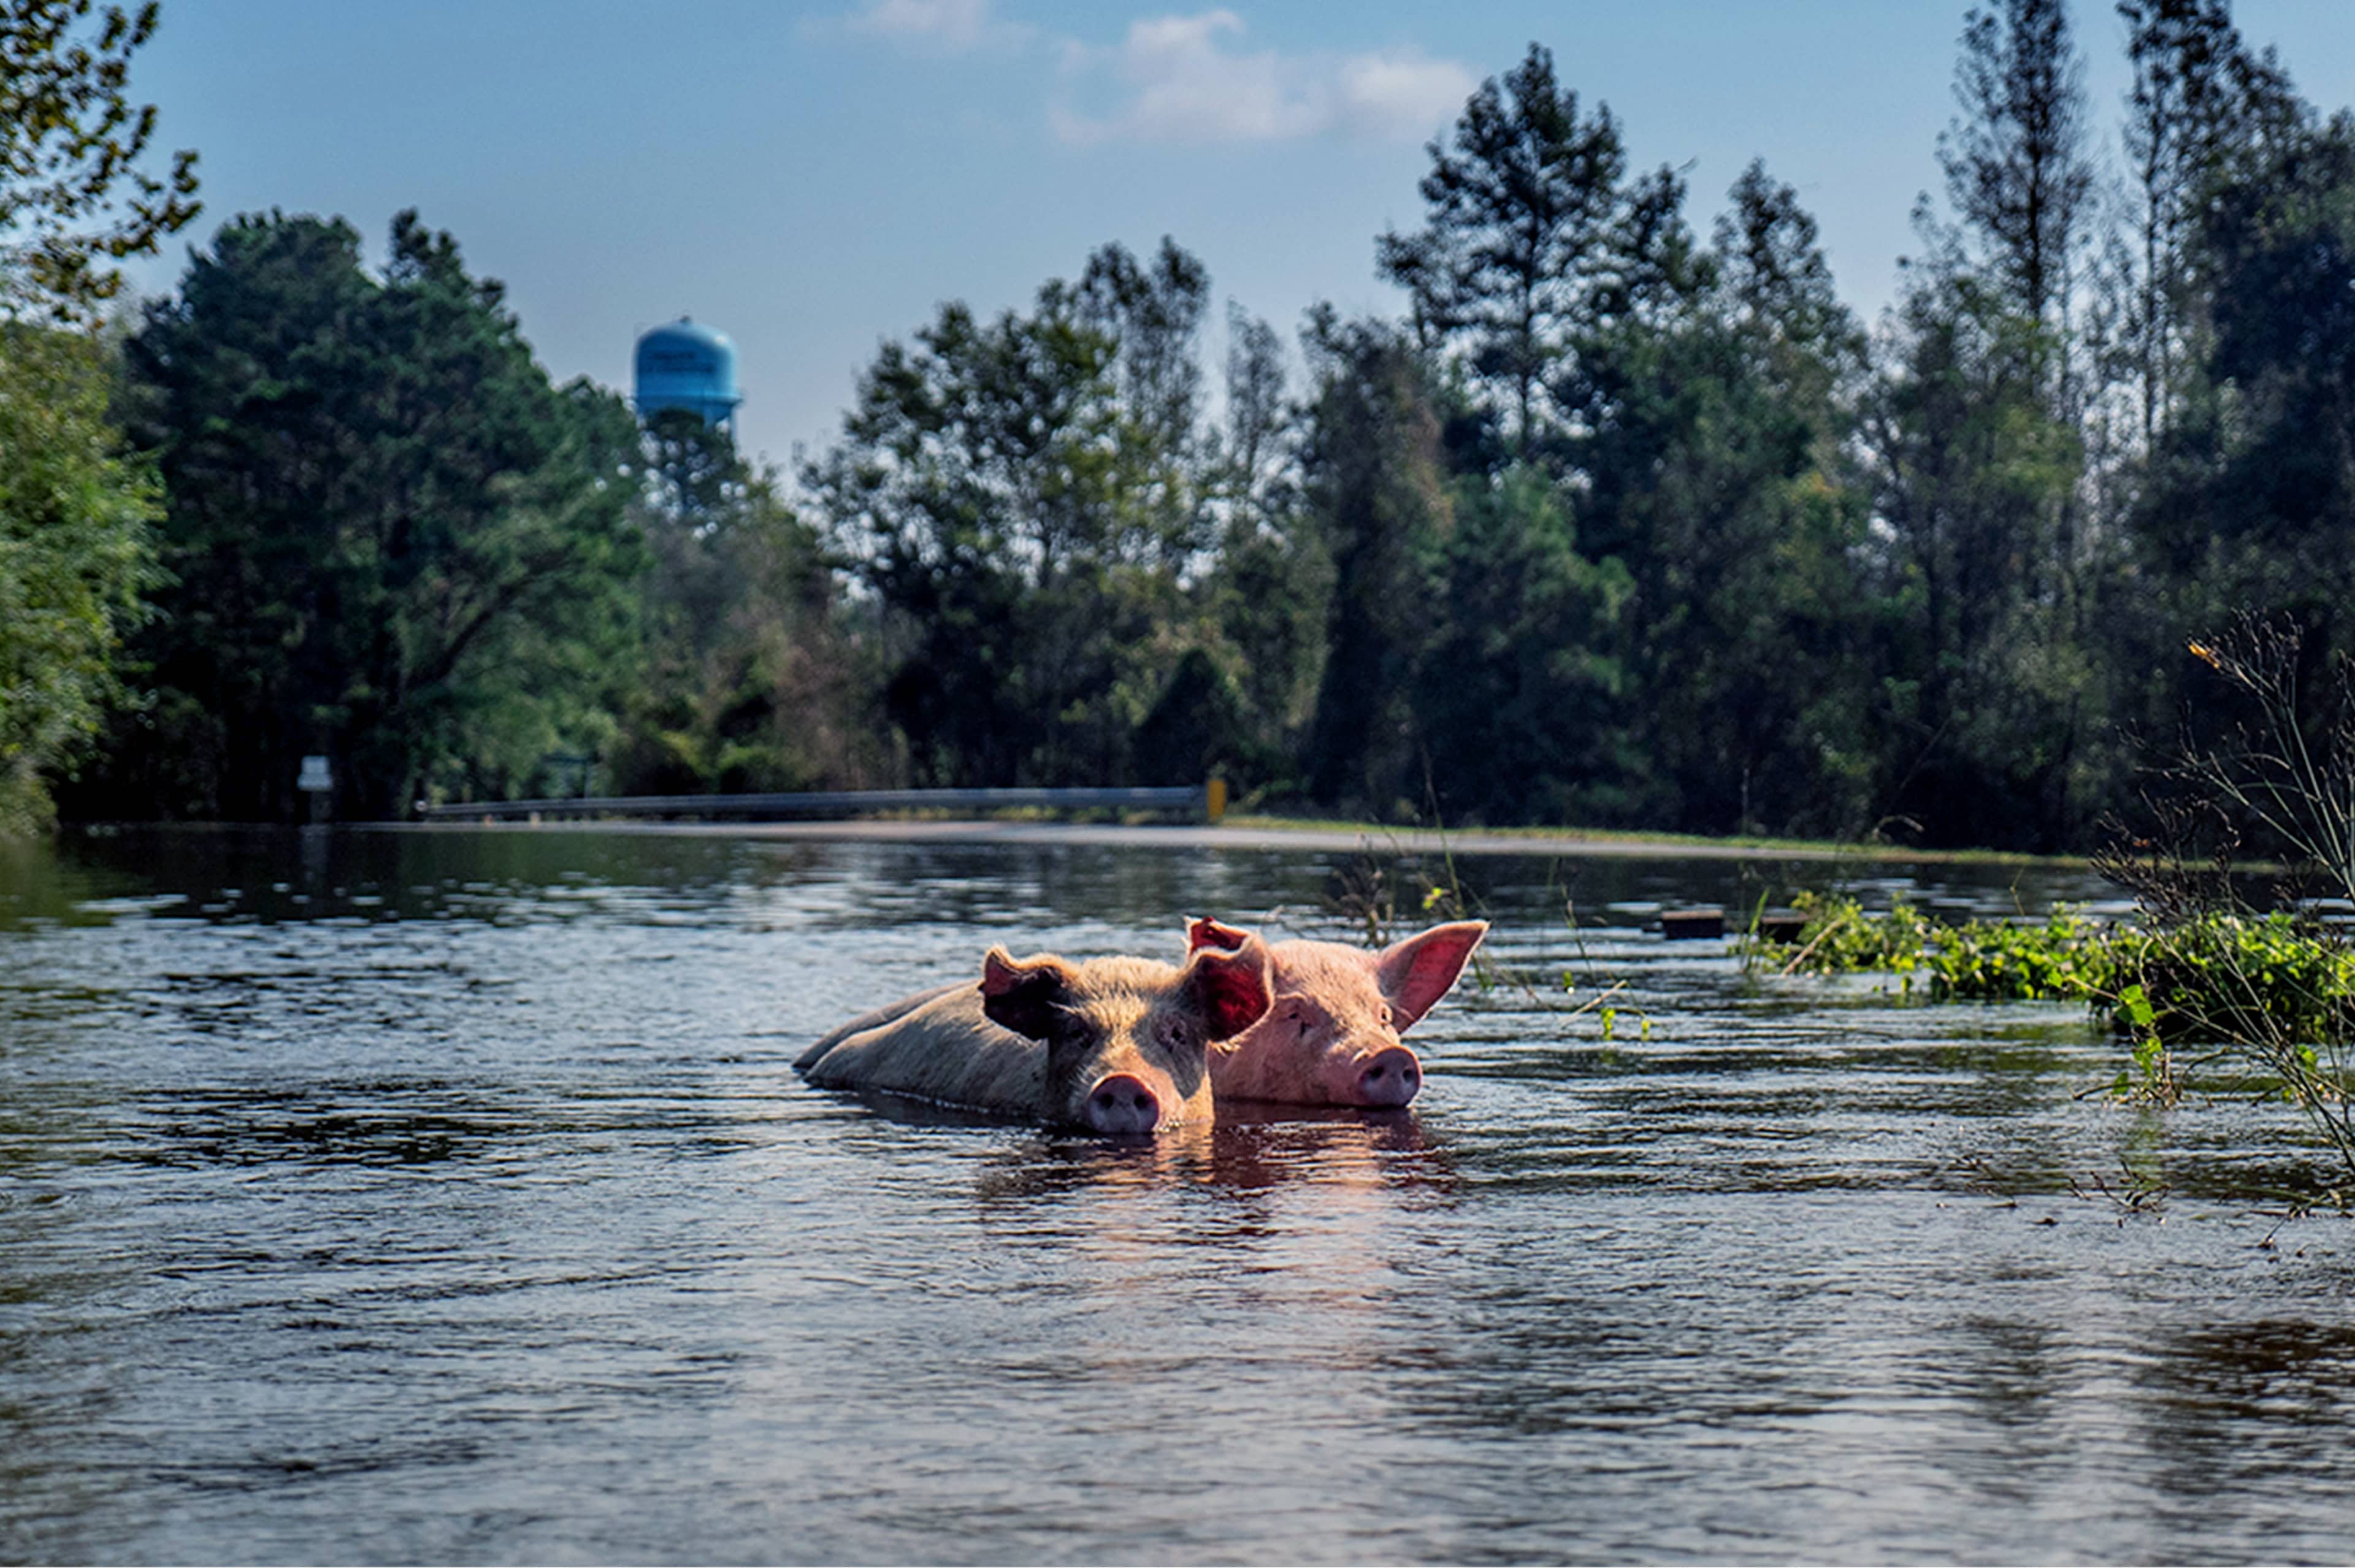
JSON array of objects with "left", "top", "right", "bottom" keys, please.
[{"left": 124, "top": 1, "right": 2355, "bottom": 471}]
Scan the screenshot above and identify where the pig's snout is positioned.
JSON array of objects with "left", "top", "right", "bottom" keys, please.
[
  {"left": 1355, "top": 1046, "right": 1422, "bottom": 1107},
  {"left": 1084, "top": 1073, "right": 1163, "bottom": 1133}
]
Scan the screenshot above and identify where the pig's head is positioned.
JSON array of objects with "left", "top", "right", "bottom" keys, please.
[
  {"left": 1187, "top": 917, "right": 1487, "bottom": 1108},
  {"left": 979, "top": 938, "right": 1273, "bottom": 1134}
]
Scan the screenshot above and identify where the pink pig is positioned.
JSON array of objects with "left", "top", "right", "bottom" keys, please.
[
  {"left": 795, "top": 939, "right": 1273, "bottom": 1133},
  {"left": 1187, "top": 917, "right": 1488, "bottom": 1108}
]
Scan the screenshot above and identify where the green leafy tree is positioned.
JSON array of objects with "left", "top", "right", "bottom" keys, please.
[
  {"left": 2116, "top": 0, "right": 2294, "bottom": 447},
  {"left": 1294, "top": 312, "right": 1453, "bottom": 817},
  {"left": 84, "top": 210, "right": 645, "bottom": 821},
  {"left": 0, "top": 0, "right": 192, "bottom": 832},
  {"left": 2135, "top": 109, "right": 2355, "bottom": 658},
  {"left": 611, "top": 412, "right": 892, "bottom": 795},
  {"left": 1937, "top": 0, "right": 2102, "bottom": 627},
  {"left": 1863, "top": 269, "right": 2086, "bottom": 848},
  {"left": 1839, "top": 2, "right": 2112, "bottom": 850},
  {"left": 2100, "top": 15, "right": 2323, "bottom": 819},
  {"left": 1200, "top": 302, "right": 1330, "bottom": 793},
  {"left": 805, "top": 242, "right": 1227, "bottom": 789},
  {"left": 805, "top": 290, "right": 1112, "bottom": 786},
  {"left": 1376, "top": 48, "right": 1858, "bottom": 833},
  {"left": 1415, "top": 462, "right": 1632, "bottom": 825},
  {"left": 1573, "top": 165, "right": 1884, "bottom": 836},
  {"left": 1552, "top": 158, "right": 1712, "bottom": 571},
  {"left": 1076, "top": 237, "right": 1212, "bottom": 567},
  {"left": 0, "top": 323, "right": 159, "bottom": 830}
]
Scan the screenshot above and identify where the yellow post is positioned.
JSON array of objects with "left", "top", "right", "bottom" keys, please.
[{"left": 1204, "top": 776, "right": 1228, "bottom": 824}]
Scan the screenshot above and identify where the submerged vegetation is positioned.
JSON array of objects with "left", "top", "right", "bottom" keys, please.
[
  {"left": 1747, "top": 894, "right": 2349, "bottom": 1039},
  {"left": 1748, "top": 613, "right": 2355, "bottom": 1182},
  {"left": 1748, "top": 894, "right": 2355, "bottom": 1176}
]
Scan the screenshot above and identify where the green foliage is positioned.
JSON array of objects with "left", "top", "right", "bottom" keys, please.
[
  {"left": 1942, "top": 908, "right": 2355, "bottom": 1123},
  {"left": 80, "top": 210, "right": 645, "bottom": 821},
  {"left": 1201, "top": 303, "right": 1330, "bottom": 795},
  {"left": 0, "top": 0, "right": 199, "bottom": 318},
  {"left": 1752, "top": 890, "right": 2355, "bottom": 1146},
  {"left": 1370, "top": 56, "right": 1901, "bottom": 835},
  {"left": 1415, "top": 462, "right": 1633, "bottom": 824},
  {"left": 1295, "top": 312, "right": 1453, "bottom": 816},
  {"left": 0, "top": 322, "right": 158, "bottom": 831},
  {"left": 1750, "top": 891, "right": 1934, "bottom": 977},
  {"left": 1940, "top": 0, "right": 2097, "bottom": 339},
  {"left": 52, "top": 24, "right": 2355, "bottom": 859},
  {"left": 803, "top": 241, "right": 1242, "bottom": 792},
  {"left": 0, "top": 1, "right": 184, "bottom": 833},
  {"left": 1570, "top": 163, "right": 1883, "bottom": 836},
  {"left": 2112, "top": 982, "right": 2171, "bottom": 1101},
  {"left": 2116, "top": 0, "right": 2295, "bottom": 451},
  {"left": 2178, "top": 114, "right": 2355, "bottom": 620},
  {"left": 610, "top": 416, "right": 890, "bottom": 797},
  {"left": 1925, "top": 906, "right": 2112, "bottom": 1001},
  {"left": 772, "top": 28, "right": 2355, "bottom": 853},
  {"left": 2107, "top": 912, "right": 2355, "bottom": 1052},
  {"left": 1755, "top": 895, "right": 2131, "bottom": 1012},
  {"left": 1863, "top": 265, "right": 2093, "bottom": 849}
]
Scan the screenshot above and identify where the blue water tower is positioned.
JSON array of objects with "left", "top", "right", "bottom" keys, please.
[{"left": 634, "top": 317, "right": 742, "bottom": 429}]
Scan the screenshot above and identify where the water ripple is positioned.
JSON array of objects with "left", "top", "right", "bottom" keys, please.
[{"left": 1, "top": 827, "right": 2348, "bottom": 1564}]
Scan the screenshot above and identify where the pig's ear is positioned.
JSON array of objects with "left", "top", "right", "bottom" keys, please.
[
  {"left": 1376, "top": 921, "right": 1488, "bottom": 1031},
  {"left": 980, "top": 948, "right": 1072, "bottom": 1041},
  {"left": 1186, "top": 916, "right": 1254, "bottom": 954},
  {"left": 1181, "top": 935, "right": 1272, "bottom": 1041}
]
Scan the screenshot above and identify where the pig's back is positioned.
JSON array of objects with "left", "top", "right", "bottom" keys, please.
[
  {"left": 795, "top": 981, "right": 967, "bottom": 1070},
  {"left": 795, "top": 984, "right": 1044, "bottom": 1115}
]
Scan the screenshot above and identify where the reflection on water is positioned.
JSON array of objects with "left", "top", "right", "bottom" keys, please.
[
  {"left": 2, "top": 825, "right": 2352, "bottom": 1564},
  {"left": 966, "top": 1106, "right": 1445, "bottom": 1204}
]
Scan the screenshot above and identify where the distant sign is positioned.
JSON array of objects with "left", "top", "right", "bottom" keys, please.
[{"left": 297, "top": 755, "right": 333, "bottom": 794}]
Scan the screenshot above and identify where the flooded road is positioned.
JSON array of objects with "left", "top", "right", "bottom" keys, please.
[{"left": 2, "top": 825, "right": 2350, "bottom": 1564}]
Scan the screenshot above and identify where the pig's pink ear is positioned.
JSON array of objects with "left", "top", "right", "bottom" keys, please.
[
  {"left": 1182, "top": 935, "right": 1272, "bottom": 1041},
  {"left": 1376, "top": 921, "right": 1488, "bottom": 1031},
  {"left": 981, "top": 948, "right": 1072, "bottom": 1041},
  {"left": 1186, "top": 916, "right": 1254, "bottom": 954}
]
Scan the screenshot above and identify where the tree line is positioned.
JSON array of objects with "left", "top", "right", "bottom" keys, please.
[{"left": 6, "top": 0, "right": 2354, "bottom": 851}]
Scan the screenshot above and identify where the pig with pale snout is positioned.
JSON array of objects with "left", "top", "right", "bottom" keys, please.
[
  {"left": 794, "top": 936, "right": 1273, "bottom": 1133},
  {"left": 1185, "top": 917, "right": 1487, "bottom": 1109}
]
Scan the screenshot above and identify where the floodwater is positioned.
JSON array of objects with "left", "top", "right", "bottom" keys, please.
[{"left": 3, "top": 825, "right": 2353, "bottom": 1566}]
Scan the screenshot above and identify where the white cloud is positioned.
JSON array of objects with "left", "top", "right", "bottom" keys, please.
[
  {"left": 1052, "top": 10, "right": 1474, "bottom": 146},
  {"left": 837, "top": 0, "right": 1016, "bottom": 53},
  {"left": 1331, "top": 50, "right": 1477, "bottom": 140}
]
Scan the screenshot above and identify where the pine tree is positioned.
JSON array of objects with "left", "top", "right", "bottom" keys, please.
[{"left": 1376, "top": 43, "right": 1625, "bottom": 462}]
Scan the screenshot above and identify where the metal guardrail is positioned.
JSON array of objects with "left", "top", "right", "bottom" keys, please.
[{"left": 415, "top": 782, "right": 1227, "bottom": 824}]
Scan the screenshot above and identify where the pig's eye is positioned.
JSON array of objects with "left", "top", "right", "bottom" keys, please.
[{"left": 1378, "top": 1004, "right": 1394, "bottom": 1027}]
